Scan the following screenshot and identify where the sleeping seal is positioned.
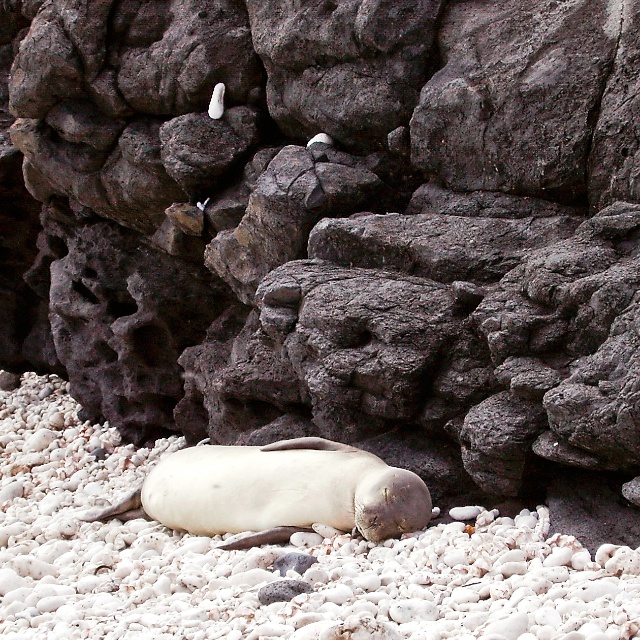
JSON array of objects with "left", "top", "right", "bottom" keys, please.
[{"left": 81, "top": 437, "right": 432, "bottom": 546}]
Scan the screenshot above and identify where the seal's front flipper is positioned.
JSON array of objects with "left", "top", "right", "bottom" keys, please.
[
  {"left": 260, "top": 437, "right": 357, "bottom": 453},
  {"left": 78, "top": 487, "right": 146, "bottom": 523},
  {"left": 216, "top": 526, "right": 315, "bottom": 551}
]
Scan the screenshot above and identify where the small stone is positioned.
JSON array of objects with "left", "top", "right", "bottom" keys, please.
[
  {"left": 89, "top": 447, "right": 108, "bottom": 460},
  {"left": 0, "top": 371, "right": 21, "bottom": 391},
  {"left": 165, "top": 203, "right": 204, "bottom": 235},
  {"left": 388, "top": 599, "right": 438, "bottom": 623},
  {"left": 449, "top": 505, "right": 483, "bottom": 521},
  {"left": 258, "top": 579, "right": 313, "bottom": 605},
  {"left": 0, "top": 568, "right": 28, "bottom": 595},
  {"left": 306, "top": 133, "right": 333, "bottom": 148},
  {"left": 0, "top": 480, "right": 25, "bottom": 504},
  {"left": 47, "top": 411, "right": 65, "bottom": 429},
  {"left": 24, "top": 428, "right": 58, "bottom": 453},
  {"left": 312, "top": 523, "right": 343, "bottom": 538},
  {"left": 273, "top": 553, "right": 318, "bottom": 576},
  {"left": 543, "top": 547, "right": 575, "bottom": 567},
  {"left": 290, "top": 532, "right": 323, "bottom": 548},
  {"left": 622, "top": 476, "right": 640, "bottom": 506},
  {"left": 228, "top": 568, "right": 278, "bottom": 588},
  {"left": 482, "top": 611, "right": 530, "bottom": 639},
  {"left": 321, "top": 584, "right": 353, "bottom": 605}
]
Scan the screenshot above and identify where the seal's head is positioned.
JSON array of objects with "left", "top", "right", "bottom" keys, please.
[{"left": 354, "top": 468, "right": 432, "bottom": 542}]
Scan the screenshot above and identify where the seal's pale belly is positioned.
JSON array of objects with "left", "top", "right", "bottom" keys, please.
[{"left": 140, "top": 445, "right": 383, "bottom": 535}]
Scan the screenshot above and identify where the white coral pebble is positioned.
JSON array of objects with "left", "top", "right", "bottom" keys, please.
[
  {"left": 208, "top": 82, "right": 225, "bottom": 119},
  {"left": 306, "top": 133, "right": 334, "bottom": 147},
  {"left": 449, "top": 505, "right": 483, "bottom": 520}
]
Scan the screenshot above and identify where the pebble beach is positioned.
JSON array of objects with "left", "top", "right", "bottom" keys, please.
[{"left": 1, "top": 372, "right": 639, "bottom": 640}]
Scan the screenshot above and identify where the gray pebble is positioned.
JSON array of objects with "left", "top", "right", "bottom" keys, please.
[
  {"left": 90, "top": 447, "right": 108, "bottom": 460},
  {"left": 273, "top": 552, "right": 318, "bottom": 576},
  {"left": 258, "top": 579, "right": 313, "bottom": 605},
  {"left": 0, "top": 371, "right": 21, "bottom": 392}
]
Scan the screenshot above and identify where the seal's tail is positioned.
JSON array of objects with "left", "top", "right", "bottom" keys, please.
[{"left": 78, "top": 486, "right": 147, "bottom": 523}]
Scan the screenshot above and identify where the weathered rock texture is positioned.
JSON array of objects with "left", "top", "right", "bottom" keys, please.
[{"left": 2, "top": 0, "right": 640, "bottom": 518}]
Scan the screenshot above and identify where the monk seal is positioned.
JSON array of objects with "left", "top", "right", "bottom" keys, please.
[{"left": 81, "top": 437, "right": 432, "bottom": 547}]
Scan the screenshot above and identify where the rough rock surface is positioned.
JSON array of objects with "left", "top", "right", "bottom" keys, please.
[
  {"left": 246, "top": 0, "right": 444, "bottom": 151},
  {"left": 410, "top": 0, "right": 617, "bottom": 202},
  {"left": 35, "top": 200, "right": 232, "bottom": 445},
  {"left": 206, "top": 144, "right": 393, "bottom": 304},
  {"left": 2, "top": 0, "right": 640, "bottom": 531}
]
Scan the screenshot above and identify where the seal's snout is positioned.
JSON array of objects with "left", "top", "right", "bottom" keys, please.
[{"left": 355, "top": 468, "right": 432, "bottom": 542}]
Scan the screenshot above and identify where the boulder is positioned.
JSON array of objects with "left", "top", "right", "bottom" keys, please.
[
  {"left": 410, "top": 0, "right": 618, "bottom": 201},
  {"left": 159, "top": 107, "right": 260, "bottom": 196},
  {"left": 246, "top": 0, "right": 443, "bottom": 151},
  {"left": 309, "top": 210, "right": 581, "bottom": 284},
  {"left": 116, "top": 0, "right": 263, "bottom": 115},
  {"left": 42, "top": 206, "right": 231, "bottom": 444},
  {"left": 205, "top": 145, "right": 392, "bottom": 304}
]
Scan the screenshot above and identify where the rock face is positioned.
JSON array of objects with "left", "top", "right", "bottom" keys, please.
[{"left": 2, "top": 0, "right": 640, "bottom": 517}]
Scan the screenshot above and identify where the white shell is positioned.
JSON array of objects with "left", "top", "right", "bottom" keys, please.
[
  {"left": 208, "top": 83, "right": 225, "bottom": 119},
  {"left": 306, "top": 133, "right": 334, "bottom": 148}
]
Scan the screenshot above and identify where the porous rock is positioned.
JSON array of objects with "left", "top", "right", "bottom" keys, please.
[
  {"left": 40, "top": 203, "right": 232, "bottom": 444},
  {"left": 258, "top": 579, "right": 313, "bottom": 605}
]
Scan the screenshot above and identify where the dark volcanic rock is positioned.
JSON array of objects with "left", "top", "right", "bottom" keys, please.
[
  {"left": 10, "top": 116, "right": 186, "bottom": 235},
  {"left": 458, "top": 391, "right": 548, "bottom": 496},
  {"left": 206, "top": 145, "right": 392, "bottom": 304},
  {"left": 246, "top": 0, "right": 443, "bottom": 151},
  {"left": 410, "top": 0, "right": 617, "bottom": 201},
  {"left": 309, "top": 211, "right": 580, "bottom": 284},
  {"left": 40, "top": 205, "right": 232, "bottom": 444},
  {"left": 589, "top": 8, "right": 640, "bottom": 211},
  {"left": 159, "top": 107, "right": 260, "bottom": 196},
  {"left": 257, "top": 260, "right": 473, "bottom": 440},
  {"left": 273, "top": 553, "right": 318, "bottom": 576},
  {"left": 473, "top": 203, "right": 640, "bottom": 366},
  {"left": 406, "top": 183, "right": 588, "bottom": 220},
  {"left": 257, "top": 579, "right": 312, "bottom": 605},
  {"left": 116, "top": 0, "right": 264, "bottom": 115},
  {"left": 540, "top": 298, "right": 640, "bottom": 471}
]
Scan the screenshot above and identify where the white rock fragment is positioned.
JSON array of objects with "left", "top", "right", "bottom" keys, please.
[
  {"left": 321, "top": 584, "right": 354, "bottom": 605},
  {"left": 290, "top": 531, "right": 323, "bottom": 548},
  {"left": 208, "top": 82, "right": 225, "bottom": 119},
  {"left": 388, "top": 598, "right": 438, "bottom": 623},
  {"left": 306, "top": 133, "right": 334, "bottom": 147},
  {"left": 481, "top": 611, "right": 530, "bottom": 639},
  {"left": 449, "top": 505, "right": 483, "bottom": 521},
  {"left": 24, "top": 428, "right": 58, "bottom": 452},
  {"left": 0, "top": 567, "right": 28, "bottom": 595},
  {"left": 0, "top": 479, "right": 25, "bottom": 503},
  {"left": 312, "top": 523, "right": 343, "bottom": 538},
  {"left": 196, "top": 197, "right": 210, "bottom": 211},
  {"left": 11, "top": 556, "right": 59, "bottom": 579}
]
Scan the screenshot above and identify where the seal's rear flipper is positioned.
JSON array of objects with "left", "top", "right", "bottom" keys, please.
[
  {"left": 216, "top": 526, "right": 315, "bottom": 550},
  {"left": 78, "top": 487, "right": 147, "bottom": 523},
  {"left": 260, "top": 437, "right": 357, "bottom": 453}
]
